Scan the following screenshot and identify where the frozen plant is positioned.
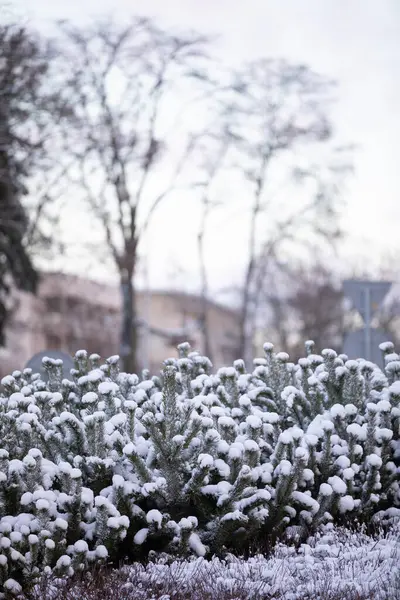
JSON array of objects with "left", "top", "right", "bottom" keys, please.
[{"left": 0, "top": 342, "right": 399, "bottom": 594}]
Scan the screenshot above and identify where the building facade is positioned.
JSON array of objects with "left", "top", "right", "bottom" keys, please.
[{"left": 0, "top": 273, "right": 240, "bottom": 377}]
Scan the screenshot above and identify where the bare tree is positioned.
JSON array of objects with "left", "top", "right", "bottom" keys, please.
[
  {"left": 213, "top": 59, "right": 350, "bottom": 363},
  {"left": 256, "top": 257, "right": 400, "bottom": 361},
  {"left": 56, "top": 18, "right": 214, "bottom": 372},
  {"left": 194, "top": 135, "right": 230, "bottom": 362},
  {"left": 257, "top": 257, "right": 345, "bottom": 360}
]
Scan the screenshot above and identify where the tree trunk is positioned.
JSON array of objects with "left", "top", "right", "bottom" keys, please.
[
  {"left": 119, "top": 268, "right": 138, "bottom": 374},
  {"left": 197, "top": 209, "right": 213, "bottom": 362},
  {"left": 238, "top": 257, "right": 255, "bottom": 365},
  {"left": 238, "top": 154, "right": 268, "bottom": 366},
  {"left": 238, "top": 201, "right": 259, "bottom": 365}
]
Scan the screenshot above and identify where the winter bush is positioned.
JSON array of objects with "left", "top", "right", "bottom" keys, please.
[
  {"left": 26, "top": 522, "right": 400, "bottom": 600},
  {"left": 0, "top": 341, "right": 399, "bottom": 595}
]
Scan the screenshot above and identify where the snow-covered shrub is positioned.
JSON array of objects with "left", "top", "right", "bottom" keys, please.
[
  {"left": 0, "top": 341, "right": 399, "bottom": 594},
  {"left": 22, "top": 522, "right": 400, "bottom": 600}
]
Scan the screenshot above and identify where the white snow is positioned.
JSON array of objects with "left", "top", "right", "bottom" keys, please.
[
  {"left": 292, "top": 491, "right": 319, "bottom": 514},
  {"left": 56, "top": 555, "right": 71, "bottom": 568},
  {"left": 112, "top": 475, "right": 125, "bottom": 489},
  {"left": 278, "top": 430, "right": 293, "bottom": 445},
  {"left": 133, "top": 528, "right": 149, "bottom": 545},
  {"left": 107, "top": 517, "right": 119, "bottom": 529},
  {"left": 179, "top": 517, "right": 197, "bottom": 530},
  {"left": 344, "top": 404, "right": 358, "bottom": 416},
  {"left": 376, "top": 399, "right": 391, "bottom": 413},
  {"left": 304, "top": 433, "right": 319, "bottom": 447},
  {"left": 119, "top": 516, "right": 129, "bottom": 529},
  {"left": 307, "top": 375, "right": 319, "bottom": 387},
  {"left": 319, "top": 483, "right": 333, "bottom": 497},
  {"left": 346, "top": 423, "right": 366, "bottom": 440},
  {"left": 228, "top": 444, "right": 244, "bottom": 460},
  {"left": 30, "top": 523, "right": 400, "bottom": 599},
  {"left": 124, "top": 400, "right": 137, "bottom": 410},
  {"left": 335, "top": 455, "right": 351, "bottom": 470},
  {"left": 4, "top": 579, "right": 23, "bottom": 595},
  {"left": 9, "top": 532, "right": 22, "bottom": 544},
  {"left": 70, "top": 468, "right": 82, "bottom": 479},
  {"left": 98, "top": 382, "right": 119, "bottom": 395},
  {"left": 188, "top": 532, "right": 206, "bottom": 557},
  {"left": 295, "top": 447, "right": 308, "bottom": 460},
  {"left": 384, "top": 352, "right": 399, "bottom": 363},
  {"left": 109, "top": 413, "right": 127, "bottom": 428},
  {"left": 379, "top": 341, "right": 394, "bottom": 352},
  {"left": 74, "top": 540, "right": 89, "bottom": 553},
  {"left": 343, "top": 467, "right": 355, "bottom": 480},
  {"left": 375, "top": 428, "right": 393, "bottom": 442},
  {"left": 389, "top": 380, "right": 400, "bottom": 395},
  {"left": 302, "top": 468, "right": 314, "bottom": 483},
  {"left": 321, "top": 419, "right": 334, "bottom": 432},
  {"left": 244, "top": 439, "right": 259, "bottom": 452},
  {"left": 327, "top": 476, "right": 347, "bottom": 495},
  {"left": 54, "top": 518, "right": 68, "bottom": 531},
  {"left": 339, "top": 495, "right": 355, "bottom": 513},
  {"left": 366, "top": 454, "right": 383, "bottom": 469},
  {"left": 262, "top": 412, "right": 280, "bottom": 424},
  {"left": 1, "top": 375, "right": 15, "bottom": 387},
  {"left": 87, "top": 369, "right": 105, "bottom": 383},
  {"left": 278, "top": 460, "right": 292, "bottom": 476},
  {"left": 20, "top": 492, "right": 33, "bottom": 506},
  {"left": 146, "top": 510, "right": 163, "bottom": 529},
  {"left": 198, "top": 454, "right": 213, "bottom": 468},
  {"left": 213, "top": 459, "right": 230, "bottom": 478},
  {"left": 246, "top": 415, "right": 262, "bottom": 429},
  {"left": 35, "top": 499, "right": 50, "bottom": 511},
  {"left": 263, "top": 342, "right": 274, "bottom": 352},
  {"left": 28, "top": 535, "right": 39, "bottom": 545},
  {"left": 221, "top": 510, "right": 248, "bottom": 523},
  {"left": 95, "top": 545, "right": 108, "bottom": 558},
  {"left": 345, "top": 360, "right": 359, "bottom": 370},
  {"left": 330, "top": 404, "right": 346, "bottom": 419},
  {"left": 217, "top": 416, "right": 236, "bottom": 428},
  {"left": 224, "top": 367, "right": 236, "bottom": 377},
  {"left": 82, "top": 392, "right": 98, "bottom": 405},
  {"left": 239, "top": 395, "right": 251, "bottom": 407}
]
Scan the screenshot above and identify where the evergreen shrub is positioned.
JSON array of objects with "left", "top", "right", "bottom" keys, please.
[{"left": 0, "top": 341, "right": 399, "bottom": 594}]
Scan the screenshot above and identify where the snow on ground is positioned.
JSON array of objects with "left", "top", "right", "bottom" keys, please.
[{"left": 29, "top": 523, "right": 400, "bottom": 600}]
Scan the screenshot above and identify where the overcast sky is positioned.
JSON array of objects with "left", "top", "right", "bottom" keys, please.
[{"left": 12, "top": 0, "right": 400, "bottom": 297}]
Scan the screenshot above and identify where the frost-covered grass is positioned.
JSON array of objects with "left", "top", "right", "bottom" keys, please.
[
  {"left": 0, "top": 341, "right": 399, "bottom": 595},
  {"left": 24, "top": 523, "right": 400, "bottom": 600}
]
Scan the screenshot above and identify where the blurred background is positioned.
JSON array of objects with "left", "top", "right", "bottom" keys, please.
[{"left": 1, "top": 0, "right": 400, "bottom": 376}]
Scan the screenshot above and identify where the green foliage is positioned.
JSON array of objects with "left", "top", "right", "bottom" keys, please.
[{"left": 0, "top": 342, "right": 399, "bottom": 596}]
